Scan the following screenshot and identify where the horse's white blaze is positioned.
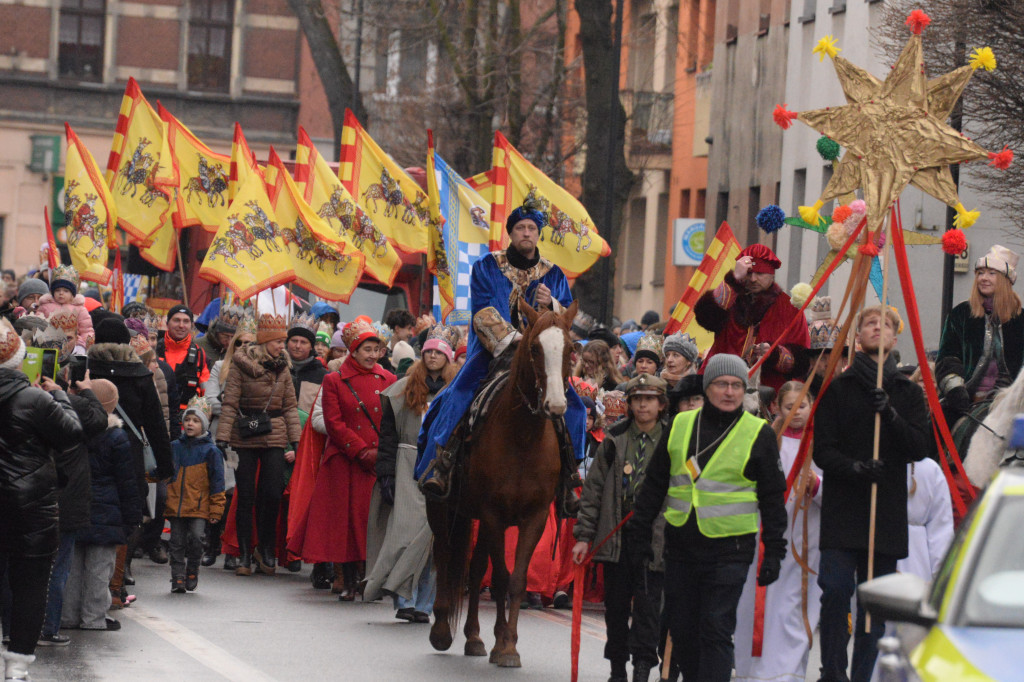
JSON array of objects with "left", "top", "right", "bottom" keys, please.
[{"left": 537, "top": 327, "right": 567, "bottom": 415}]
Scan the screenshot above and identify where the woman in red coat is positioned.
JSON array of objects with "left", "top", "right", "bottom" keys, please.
[{"left": 294, "top": 320, "right": 395, "bottom": 599}]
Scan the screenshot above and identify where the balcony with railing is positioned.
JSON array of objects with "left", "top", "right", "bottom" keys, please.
[{"left": 620, "top": 89, "right": 673, "bottom": 158}]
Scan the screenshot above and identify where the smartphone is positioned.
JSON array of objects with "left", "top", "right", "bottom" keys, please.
[
  {"left": 41, "top": 349, "right": 58, "bottom": 383},
  {"left": 70, "top": 356, "right": 89, "bottom": 384}
]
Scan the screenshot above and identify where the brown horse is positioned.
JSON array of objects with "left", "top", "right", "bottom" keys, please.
[{"left": 427, "top": 298, "right": 578, "bottom": 668}]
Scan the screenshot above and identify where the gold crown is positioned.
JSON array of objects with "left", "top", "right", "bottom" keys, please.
[
  {"left": 238, "top": 315, "right": 257, "bottom": 336},
  {"left": 48, "top": 310, "right": 80, "bottom": 333},
  {"left": 635, "top": 332, "right": 664, "bottom": 360},
  {"left": 426, "top": 324, "right": 459, "bottom": 351},
  {"left": 129, "top": 333, "right": 153, "bottom": 357},
  {"left": 51, "top": 264, "right": 80, "bottom": 288},
  {"left": 217, "top": 305, "right": 246, "bottom": 332},
  {"left": 809, "top": 296, "right": 833, "bottom": 322},
  {"left": 288, "top": 312, "right": 317, "bottom": 334},
  {"left": 809, "top": 319, "right": 839, "bottom": 350},
  {"left": 0, "top": 319, "right": 22, "bottom": 366}
]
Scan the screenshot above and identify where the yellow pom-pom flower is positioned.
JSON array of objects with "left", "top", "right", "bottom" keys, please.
[
  {"left": 953, "top": 202, "right": 980, "bottom": 229},
  {"left": 812, "top": 35, "right": 841, "bottom": 62},
  {"left": 799, "top": 200, "right": 826, "bottom": 228},
  {"left": 969, "top": 47, "right": 996, "bottom": 72},
  {"left": 790, "top": 282, "right": 813, "bottom": 308}
]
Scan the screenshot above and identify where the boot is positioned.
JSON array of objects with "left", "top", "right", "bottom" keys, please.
[
  {"left": 254, "top": 546, "right": 276, "bottom": 576},
  {"left": 608, "top": 660, "right": 628, "bottom": 682},
  {"left": 418, "top": 449, "right": 453, "bottom": 500},
  {"left": 171, "top": 575, "right": 186, "bottom": 593},
  {"left": 632, "top": 659, "right": 652, "bottom": 682},
  {"left": 186, "top": 562, "right": 199, "bottom": 591},
  {"left": 223, "top": 555, "right": 239, "bottom": 571},
  {"left": 331, "top": 563, "right": 346, "bottom": 594},
  {"left": 236, "top": 542, "right": 252, "bottom": 576},
  {"left": 311, "top": 562, "right": 333, "bottom": 589},
  {"left": 2, "top": 651, "right": 34, "bottom": 681}
]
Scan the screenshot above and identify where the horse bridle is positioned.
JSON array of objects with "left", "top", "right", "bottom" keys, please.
[{"left": 515, "top": 323, "right": 568, "bottom": 418}]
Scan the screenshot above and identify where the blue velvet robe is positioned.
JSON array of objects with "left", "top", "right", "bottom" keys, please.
[{"left": 415, "top": 251, "right": 586, "bottom": 478}]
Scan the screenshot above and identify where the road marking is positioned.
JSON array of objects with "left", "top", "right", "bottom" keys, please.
[{"left": 121, "top": 604, "right": 278, "bottom": 682}]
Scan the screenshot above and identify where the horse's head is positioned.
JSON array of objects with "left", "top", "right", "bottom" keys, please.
[{"left": 516, "top": 298, "right": 578, "bottom": 417}]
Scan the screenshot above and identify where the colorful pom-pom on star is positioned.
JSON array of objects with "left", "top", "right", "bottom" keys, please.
[
  {"left": 790, "top": 282, "right": 813, "bottom": 308},
  {"left": 905, "top": 9, "right": 931, "bottom": 35},
  {"left": 831, "top": 205, "right": 852, "bottom": 224},
  {"left": 953, "top": 203, "right": 979, "bottom": 229},
  {"left": 816, "top": 136, "right": 841, "bottom": 162},
  {"left": 988, "top": 146, "right": 1013, "bottom": 170},
  {"left": 812, "top": 35, "right": 841, "bottom": 62},
  {"left": 756, "top": 204, "right": 786, "bottom": 234},
  {"left": 970, "top": 47, "right": 996, "bottom": 72},
  {"left": 799, "top": 200, "right": 826, "bottom": 227},
  {"left": 942, "top": 229, "right": 967, "bottom": 256},
  {"left": 858, "top": 242, "right": 879, "bottom": 257},
  {"left": 773, "top": 104, "right": 798, "bottom": 130}
]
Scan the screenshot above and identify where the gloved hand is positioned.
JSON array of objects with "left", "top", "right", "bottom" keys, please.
[
  {"left": 356, "top": 447, "right": 378, "bottom": 472},
  {"left": 853, "top": 459, "right": 886, "bottom": 483},
  {"left": 870, "top": 387, "right": 892, "bottom": 416},
  {"left": 379, "top": 475, "right": 396, "bottom": 505},
  {"left": 944, "top": 385, "right": 971, "bottom": 417},
  {"left": 757, "top": 557, "right": 781, "bottom": 586}
]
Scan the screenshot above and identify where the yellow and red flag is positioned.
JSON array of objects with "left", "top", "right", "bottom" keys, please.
[
  {"left": 264, "top": 147, "right": 365, "bottom": 303},
  {"left": 427, "top": 131, "right": 491, "bottom": 324},
  {"left": 339, "top": 109, "right": 429, "bottom": 254},
  {"left": 139, "top": 210, "right": 178, "bottom": 272},
  {"left": 159, "top": 104, "right": 231, "bottom": 232},
  {"left": 294, "top": 127, "right": 401, "bottom": 286},
  {"left": 43, "top": 206, "right": 59, "bottom": 270},
  {"left": 64, "top": 123, "right": 116, "bottom": 284},
  {"left": 105, "top": 78, "right": 176, "bottom": 244},
  {"left": 110, "top": 247, "right": 124, "bottom": 314},
  {"left": 199, "top": 168, "right": 295, "bottom": 299},
  {"left": 662, "top": 221, "right": 742, "bottom": 351},
  {"left": 489, "top": 131, "right": 610, "bottom": 278},
  {"left": 229, "top": 122, "right": 261, "bottom": 202}
]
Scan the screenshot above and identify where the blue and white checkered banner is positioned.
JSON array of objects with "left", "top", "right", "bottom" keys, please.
[
  {"left": 432, "top": 241, "right": 487, "bottom": 325},
  {"left": 123, "top": 273, "right": 143, "bottom": 303}
]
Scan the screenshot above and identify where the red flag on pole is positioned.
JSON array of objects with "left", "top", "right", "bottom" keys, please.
[
  {"left": 111, "top": 247, "right": 124, "bottom": 314},
  {"left": 43, "top": 206, "right": 59, "bottom": 270}
]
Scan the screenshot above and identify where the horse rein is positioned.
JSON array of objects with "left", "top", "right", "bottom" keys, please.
[{"left": 515, "top": 321, "right": 569, "bottom": 418}]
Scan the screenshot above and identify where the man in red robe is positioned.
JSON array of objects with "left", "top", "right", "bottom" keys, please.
[{"left": 694, "top": 244, "right": 809, "bottom": 390}]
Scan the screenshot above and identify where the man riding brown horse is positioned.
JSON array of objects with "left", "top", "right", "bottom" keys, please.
[{"left": 416, "top": 202, "right": 586, "bottom": 516}]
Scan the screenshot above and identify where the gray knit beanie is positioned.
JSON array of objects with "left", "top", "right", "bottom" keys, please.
[
  {"left": 702, "top": 354, "right": 749, "bottom": 392},
  {"left": 17, "top": 278, "right": 49, "bottom": 305},
  {"left": 663, "top": 333, "right": 699, "bottom": 363}
]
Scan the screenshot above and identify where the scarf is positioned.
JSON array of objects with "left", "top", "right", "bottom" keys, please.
[
  {"left": 849, "top": 351, "right": 900, "bottom": 391},
  {"left": 505, "top": 244, "right": 541, "bottom": 270},
  {"left": 260, "top": 353, "right": 289, "bottom": 373},
  {"left": 291, "top": 355, "right": 319, "bottom": 374},
  {"left": 425, "top": 374, "right": 446, "bottom": 395},
  {"left": 734, "top": 283, "right": 782, "bottom": 329},
  {"left": 342, "top": 354, "right": 378, "bottom": 376}
]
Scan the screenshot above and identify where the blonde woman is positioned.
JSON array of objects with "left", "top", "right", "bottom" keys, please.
[
  {"left": 937, "top": 245, "right": 1023, "bottom": 415},
  {"left": 574, "top": 339, "right": 625, "bottom": 391},
  {"left": 216, "top": 314, "right": 301, "bottom": 576}
]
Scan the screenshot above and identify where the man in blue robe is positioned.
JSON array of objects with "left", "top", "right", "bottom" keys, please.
[{"left": 416, "top": 204, "right": 586, "bottom": 512}]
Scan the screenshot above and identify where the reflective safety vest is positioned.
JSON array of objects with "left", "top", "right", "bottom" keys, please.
[{"left": 663, "top": 409, "right": 763, "bottom": 537}]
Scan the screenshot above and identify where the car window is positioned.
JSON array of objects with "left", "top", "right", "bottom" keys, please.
[
  {"left": 929, "top": 500, "right": 978, "bottom": 615},
  {"left": 962, "top": 496, "right": 1024, "bottom": 628}
]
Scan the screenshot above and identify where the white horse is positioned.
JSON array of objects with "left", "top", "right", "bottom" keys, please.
[{"left": 965, "top": 364, "right": 1024, "bottom": 486}]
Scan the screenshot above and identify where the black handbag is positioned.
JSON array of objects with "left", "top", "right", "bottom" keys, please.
[{"left": 237, "top": 379, "right": 278, "bottom": 438}]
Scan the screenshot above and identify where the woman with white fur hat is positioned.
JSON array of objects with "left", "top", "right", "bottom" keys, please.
[{"left": 936, "top": 244, "right": 1024, "bottom": 418}]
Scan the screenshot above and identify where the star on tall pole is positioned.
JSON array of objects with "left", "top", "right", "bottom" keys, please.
[{"left": 774, "top": 10, "right": 1012, "bottom": 242}]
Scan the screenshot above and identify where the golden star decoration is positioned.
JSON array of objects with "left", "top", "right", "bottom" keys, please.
[{"left": 787, "top": 22, "right": 1000, "bottom": 236}]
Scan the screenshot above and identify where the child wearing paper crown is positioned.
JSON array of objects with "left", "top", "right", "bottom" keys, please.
[
  {"left": 165, "top": 396, "right": 225, "bottom": 593},
  {"left": 35, "top": 265, "right": 94, "bottom": 349}
]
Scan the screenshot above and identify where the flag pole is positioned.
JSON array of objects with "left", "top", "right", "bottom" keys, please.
[
  {"left": 865, "top": 210, "right": 892, "bottom": 633},
  {"left": 174, "top": 231, "right": 189, "bottom": 308}
]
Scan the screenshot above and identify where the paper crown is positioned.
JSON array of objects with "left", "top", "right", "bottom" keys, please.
[
  {"left": 217, "top": 305, "right": 246, "bottom": 333},
  {"left": 809, "top": 296, "right": 833, "bottom": 322},
  {"left": 48, "top": 310, "right": 80, "bottom": 333},
  {"left": 809, "top": 318, "right": 839, "bottom": 351},
  {"left": 129, "top": 333, "right": 153, "bottom": 358},
  {"left": 569, "top": 376, "right": 599, "bottom": 400},
  {"left": 51, "top": 264, "right": 80, "bottom": 288},
  {"left": 143, "top": 313, "right": 163, "bottom": 332},
  {"left": 341, "top": 319, "right": 380, "bottom": 351},
  {"left": 288, "top": 312, "right": 317, "bottom": 334},
  {"left": 372, "top": 322, "right": 392, "bottom": 346},
  {"left": 634, "top": 333, "right": 664, "bottom": 361},
  {"left": 571, "top": 310, "right": 596, "bottom": 336},
  {"left": 425, "top": 324, "right": 459, "bottom": 352},
  {"left": 256, "top": 313, "right": 288, "bottom": 342},
  {"left": 184, "top": 395, "right": 212, "bottom": 421},
  {"left": 32, "top": 325, "right": 67, "bottom": 350},
  {"left": 0, "top": 318, "right": 23, "bottom": 367},
  {"left": 238, "top": 315, "right": 257, "bottom": 336}
]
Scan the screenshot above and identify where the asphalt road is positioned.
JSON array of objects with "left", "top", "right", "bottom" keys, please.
[{"left": 30, "top": 557, "right": 612, "bottom": 681}]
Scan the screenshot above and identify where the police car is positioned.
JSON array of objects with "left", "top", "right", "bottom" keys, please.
[{"left": 859, "top": 462, "right": 1024, "bottom": 681}]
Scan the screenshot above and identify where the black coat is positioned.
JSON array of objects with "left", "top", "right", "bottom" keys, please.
[
  {"left": 0, "top": 368, "right": 84, "bottom": 558},
  {"left": 155, "top": 357, "right": 181, "bottom": 437},
  {"left": 813, "top": 353, "right": 931, "bottom": 559},
  {"left": 78, "top": 422, "right": 144, "bottom": 545},
  {"left": 58, "top": 391, "right": 109, "bottom": 532},
  {"left": 87, "top": 343, "right": 174, "bottom": 493}
]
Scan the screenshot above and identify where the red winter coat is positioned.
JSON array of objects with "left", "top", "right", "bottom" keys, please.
[
  {"left": 293, "top": 356, "right": 395, "bottom": 563},
  {"left": 694, "top": 272, "right": 810, "bottom": 390}
]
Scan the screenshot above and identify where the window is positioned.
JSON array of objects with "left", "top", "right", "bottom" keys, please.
[
  {"left": 715, "top": 191, "right": 729, "bottom": 230},
  {"left": 399, "top": 31, "right": 427, "bottom": 96},
  {"left": 59, "top": 0, "right": 105, "bottom": 80},
  {"left": 679, "top": 189, "right": 691, "bottom": 218},
  {"left": 654, "top": 192, "right": 669, "bottom": 285},
  {"left": 800, "top": 0, "right": 816, "bottom": 23},
  {"left": 624, "top": 197, "right": 646, "bottom": 288},
  {"left": 695, "top": 189, "right": 706, "bottom": 219},
  {"left": 188, "top": 0, "right": 233, "bottom": 91}
]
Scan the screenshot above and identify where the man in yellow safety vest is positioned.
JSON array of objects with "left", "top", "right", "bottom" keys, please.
[{"left": 627, "top": 353, "right": 787, "bottom": 682}]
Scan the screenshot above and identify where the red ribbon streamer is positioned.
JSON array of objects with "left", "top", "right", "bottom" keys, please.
[{"left": 571, "top": 510, "right": 633, "bottom": 682}]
